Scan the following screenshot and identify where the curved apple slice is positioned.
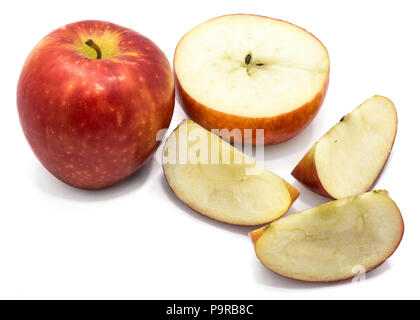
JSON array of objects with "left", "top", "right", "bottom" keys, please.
[
  {"left": 162, "top": 120, "right": 299, "bottom": 225},
  {"left": 251, "top": 190, "right": 404, "bottom": 282},
  {"left": 292, "top": 95, "right": 397, "bottom": 199}
]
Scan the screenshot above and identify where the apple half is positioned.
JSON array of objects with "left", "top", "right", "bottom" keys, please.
[
  {"left": 292, "top": 95, "right": 397, "bottom": 199},
  {"left": 174, "top": 14, "right": 330, "bottom": 145},
  {"left": 162, "top": 120, "right": 299, "bottom": 225},
  {"left": 250, "top": 190, "right": 404, "bottom": 282}
]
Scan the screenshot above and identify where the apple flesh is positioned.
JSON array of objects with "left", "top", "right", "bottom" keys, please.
[
  {"left": 174, "top": 14, "right": 329, "bottom": 144},
  {"left": 292, "top": 95, "right": 397, "bottom": 199},
  {"left": 17, "top": 20, "right": 174, "bottom": 189},
  {"left": 162, "top": 120, "right": 299, "bottom": 225},
  {"left": 250, "top": 190, "right": 404, "bottom": 282}
]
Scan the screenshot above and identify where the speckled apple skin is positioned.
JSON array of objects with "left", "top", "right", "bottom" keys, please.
[{"left": 17, "top": 20, "right": 174, "bottom": 189}]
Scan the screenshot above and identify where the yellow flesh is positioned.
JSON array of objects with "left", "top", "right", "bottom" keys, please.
[
  {"left": 175, "top": 15, "right": 329, "bottom": 117},
  {"left": 163, "top": 120, "right": 295, "bottom": 225},
  {"left": 315, "top": 96, "right": 397, "bottom": 199},
  {"left": 254, "top": 191, "right": 403, "bottom": 282}
]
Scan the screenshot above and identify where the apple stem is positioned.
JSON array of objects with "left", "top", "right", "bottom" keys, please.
[{"left": 85, "top": 39, "right": 102, "bottom": 59}]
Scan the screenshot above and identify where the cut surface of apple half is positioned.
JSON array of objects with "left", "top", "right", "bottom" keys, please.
[
  {"left": 174, "top": 14, "right": 329, "bottom": 145},
  {"left": 292, "top": 95, "right": 397, "bottom": 199},
  {"left": 250, "top": 191, "right": 404, "bottom": 282},
  {"left": 162, "top": 120, "right": 299, "bottom": 225}
]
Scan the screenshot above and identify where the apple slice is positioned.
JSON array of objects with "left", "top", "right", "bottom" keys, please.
[
  {"left": 162, "top": 120, "right": 299, "bottom": 225},
  {"left": 174, "top": 14, "right": 329, "bottom": 145},
  {"left": 292, "top": 95, "right": 397, "bottom": 199},
  {"left": 250, "top": 190, "right": 404, "bottom": 282}
]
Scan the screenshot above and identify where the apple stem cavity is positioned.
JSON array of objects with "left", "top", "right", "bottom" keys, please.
[{"left": 85, "top": 39, "right": 102, "bottom": 59}]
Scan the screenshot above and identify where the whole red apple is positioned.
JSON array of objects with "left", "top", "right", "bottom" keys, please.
[{"left": 17, "top": 20, "right": 174, "bottom": 189}]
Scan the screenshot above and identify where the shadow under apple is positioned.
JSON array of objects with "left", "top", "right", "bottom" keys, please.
[
  {"left": 263, "top": 119, "right": 317, "bottom": 162},
  {"left": 32, "top": 158, "right": 155, "bottom": 202},
  {"left": 159, "top": 174, "right": 258, "bottom": 237},
  {"left": 253, "top": 258, "right": 391, "bottom": 289}
]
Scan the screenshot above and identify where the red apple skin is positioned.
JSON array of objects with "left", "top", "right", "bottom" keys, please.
[
  {"left": 291, "top": 145, "right": 332, "bottom": 198},
  {"left": 17, "top": 20, "right": 174, "bottom": 189},
  {"left": 174, "top": 14, "right": 329, "bottom": 145},
  {"left": 176, "top": 75, "right": 328, "bottom": 145}
]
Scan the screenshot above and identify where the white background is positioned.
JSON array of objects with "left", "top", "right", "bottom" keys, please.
[{"left": 0, "top": 0, "right": 419, "bottom": 299}]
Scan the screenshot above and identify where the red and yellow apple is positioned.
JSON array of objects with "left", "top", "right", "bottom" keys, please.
[
  {"left": 174, "top": 14, "right": 330, "bottom": 145},
  {"left": 17, "top": 20, "right": 174, "bottom": 189}
]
